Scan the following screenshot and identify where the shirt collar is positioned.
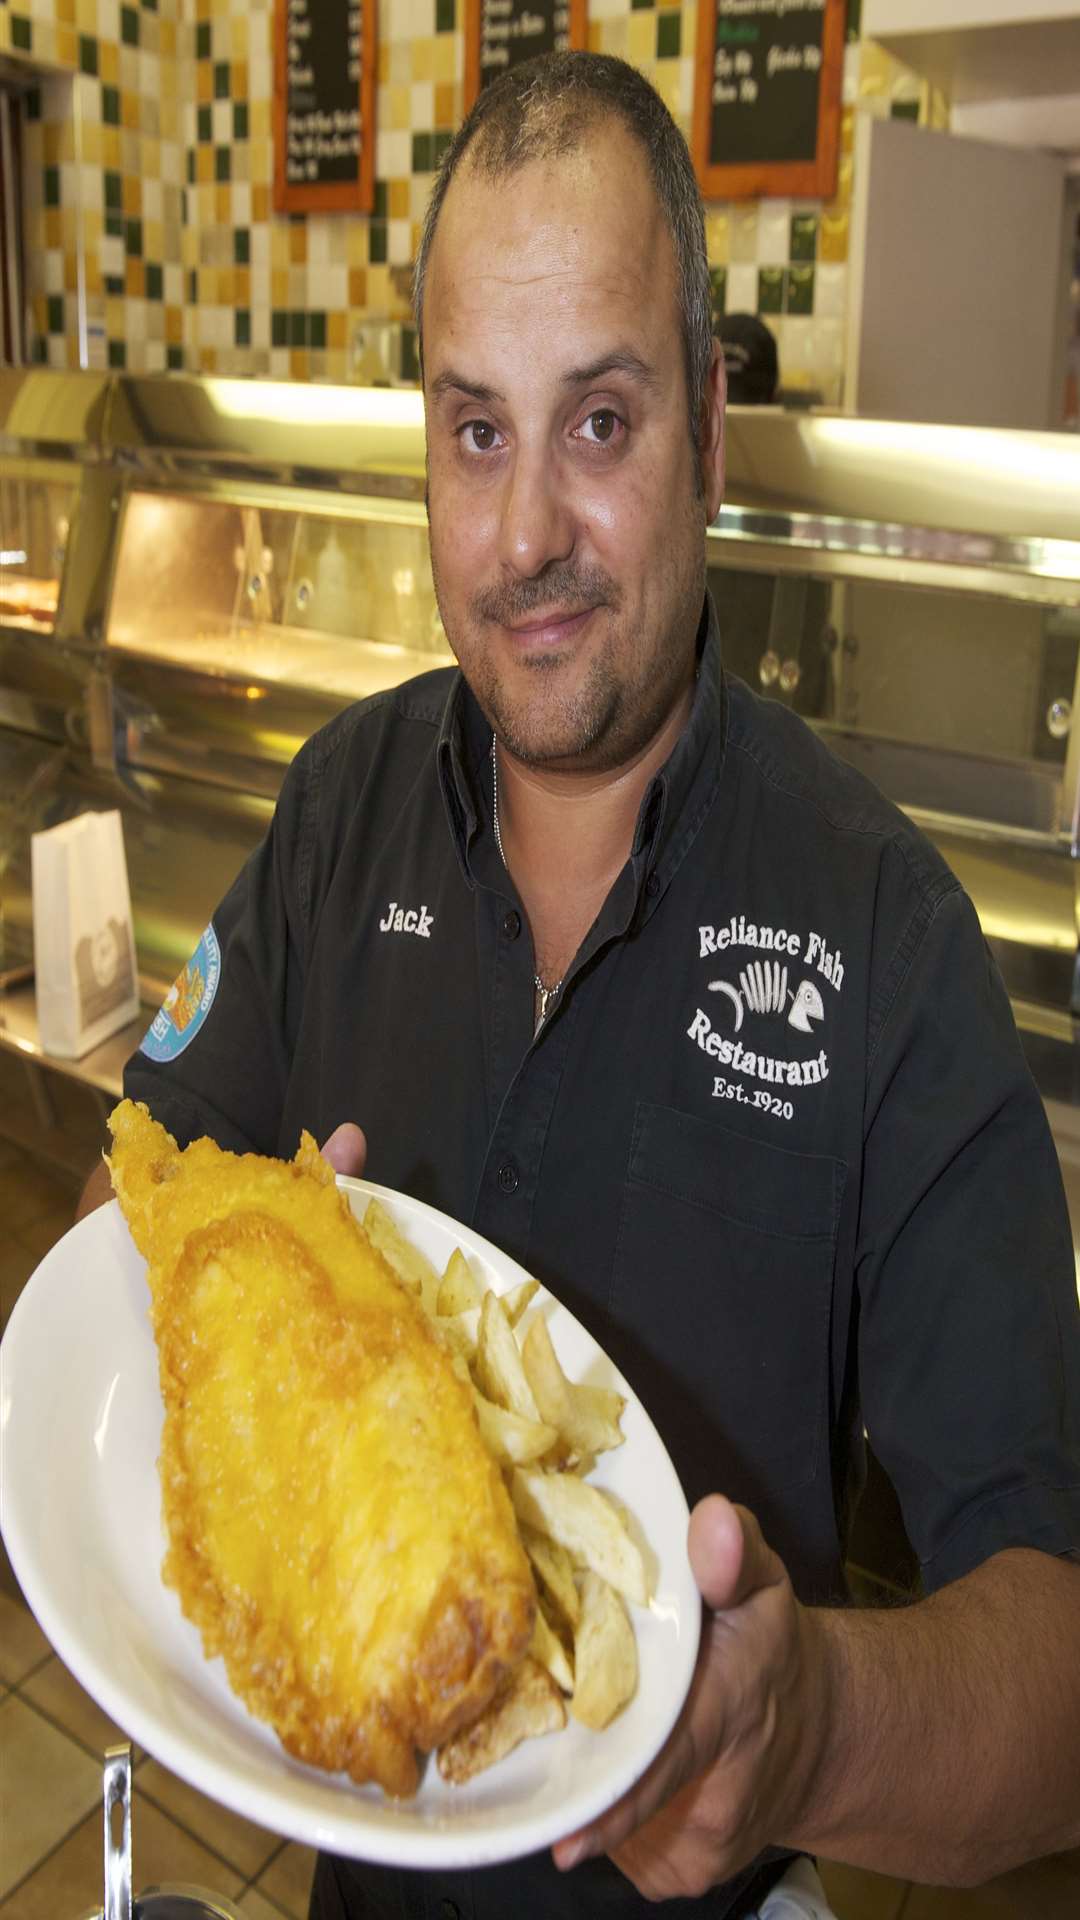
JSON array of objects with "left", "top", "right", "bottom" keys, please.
[{"left": 436, "top": 590, "right": 727, "bottom": 905}]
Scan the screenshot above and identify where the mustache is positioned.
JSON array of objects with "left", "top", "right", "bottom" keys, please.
[{"left": 470, "top": 562, "right": 621, "bottom": 627}]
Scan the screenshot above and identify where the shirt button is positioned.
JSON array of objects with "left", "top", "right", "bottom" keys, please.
[
  {"left": 497, "top": 1159, "right": 519, "bottom": 1194},
  {"left": 502, "top": 909, "right": 521, "bottom": 939}
]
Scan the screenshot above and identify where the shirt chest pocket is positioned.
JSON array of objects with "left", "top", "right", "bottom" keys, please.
[{"left": 609, "top": 1102, "right": 846, "bottom": 1519}]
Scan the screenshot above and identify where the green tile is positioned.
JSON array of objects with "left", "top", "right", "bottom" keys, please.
[
  {"left": 233, "top": 227, "right": 250, "bottom": 266},
  {"left": 120, "top": 6, "right": 139, "bottom": 46},
  {"left": 412, "top": 131, "right": 433, "bottom": 173},
  {"left": 186, "top": 149, "right": 196, "bottom": 184},
  {"left": 142, "top": 0, "right": 159, "bottom": 12},
  {"left": 309, "top": 312, "right": 326, "bottom": 350},
  {"left": 104, "top": 169, "right": 122, "bottom": 209},
  {"left": 214, "top": 60, "right": 229, "bottom": 99},
  {"left": 369, "top": 221, "right": 387, "bottom": 265},
  {"left": 104, "top": 274, "right": 125, "bottom": 296},
  {"left": 78, "top": 34, "right": 99, "bottom": 75},
  {"left": 631, "top": 0, "right": 653, "bottom": 10},
  {"left": 105, "top": 210, "right": 124, "bottom": 238},
  {"left": 235, "top": 309, "right": 251, "bottom": 348},
  {"left": 401, "top": 326, "right": 419, "bottom": 384},
  {"left": 102, "top": 84, "right": 120, "bottom": 126},
  {"left": 435, "top": 0, "right": 454, "bottom": 29},
  {"left": 656, "top": 11, "right": 680, "bottom": 58},
  {"left": 146, "top": 261, "right": 163, "bottom": 300},
  {"left": 181, "top": 188, "right": 188, "bottom": 222},
  {"left": 46, "top": 295, "right": 64, "bottom": 334},
  {"left": 233, "top": 100, "right": 248, "bottom": 141},
  {"left": 11, "top": 17, "right": 32, "bottom": 53},
  {"left": 846, "top": 0, "right": 861, "bottom": 40},
  {"left": 26, "top": 89, "right": 42, "bottom": 122},
  {"left": 32, "top": 335, "right": 48, "bottom": 364},
  {"left": 709, "top": 264, "right": 727, "bottom": 323},
  {"left": 197, "top": 104, "right": 211, "bottom": 143},
  {"left": 166, "top": 345, "right": 183, "bottom": 370},
  {"left": 790, "top": 212, "right": 817, "bottom": 261},
  {"left": 757, "top": 267, "right": 783, "bottom": 315},
  {"left": 433, "top": 128, "right": 453, "bottom": 167},
  {"left": 125, "top": 217, "right": 143, "bottom": 257},
  {"left": 271, "top": 309, "right": 288, "bottom": 348},
  {"left": 44, "top": 166, "right": 60, "bottom": 208},
  {"left": 195, "top": 21, "right": 211, "bottom": 58},
  {"left": 288, "top": 311, "right": 306, "bottom": 348},
  {"left": 373, "top": 178, "right": 388, "bottom": 219},
  {"left": 108, "top": 339, "right": 126, "bottom": 369},
  {"left": 785, "top": 264, "right": 814, "bottom": 314},
  {"left": 187, "top": 268, "right": 197, "bottom": 302},
  {"left": 214, "top": 145, "right": 231, "bottom": 182},
  {"left": 891, "top": 98, "right": 920, "bottom": 122}
]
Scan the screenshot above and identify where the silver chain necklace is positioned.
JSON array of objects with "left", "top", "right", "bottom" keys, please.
[{"left": 491, "top": 735, "right": 563, "bottom": 1030}]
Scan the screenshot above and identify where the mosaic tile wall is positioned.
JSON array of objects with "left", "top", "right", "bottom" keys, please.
[{"left": 0, "top": 0, "right": 946, "bottom": 399}]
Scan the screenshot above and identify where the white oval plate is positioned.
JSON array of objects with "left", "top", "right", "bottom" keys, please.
[{"left": 0, "top": 1181, "right": 699, "bottom": 1869}]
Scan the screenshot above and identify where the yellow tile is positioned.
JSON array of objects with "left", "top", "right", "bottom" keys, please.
[
  {"left": 8, "top": 1795, "right": 245, "bottom": 1920},
  {"left": 63, "top": 251, "right": 79, "bottom": 292},
  {"left": 55, "top": 0, "right": 75, "bottom": 23},
  {"left": 0, "top": 1592, "right": 53, "bottom": 1686},
  {"left": 122, "top": 89, "right": 140, "bottom": 130},
  {"left": 434, "top": 80, "right": 455, "bottom": 127},
  {"left": 706, "top": 209, "right": 730, "bottom": 264},
  {"left": 328, "top": 309, "right": 347, "bottom": 349},
  {"left": 627, "top": 11, "right": 654, "bottom": 64},
  {"left": 348, "top": 266, "right": 367, "bottom": 306},
  {"left": 255, "top": 1842, "right": 318, "bottom": 1920},
  {"left": 201, "top": 346, "right": 218, "bottom": 371},
  {"left": 138, "top": 1759, "right": 280, "bottom": 1881},
  {"left": 21, "top": 1655, "right": 131, "bottom": 1756},
  {"left": 196, "top": 146, "right": 213, "bottom": 184},
  {"left": 195, "top": 0, "right": 211, "bottom": 18},
  {"left": 378, "top": 43, "right": 391, "bottom": 83},
  {"left": 0, "top": 1697, "right": 101, "bottom": 1899},
  {"left": 411, "top": 37, "right": 435, "bottom": 83},
  {"left": 214, "top": 183, "right": 230, "bottom": 223},
  {"left": 125, "top": 258, "right": 145, "bottom": 297},
  {"left": 271, "top": 267, "right": 289, "bottom": 304},
  {"left": 389, "top": 83, "right": 410, "bottom": 132},
  {"left": 290, "top": 349, "right": 309, "bottom": 380},
  {"left": 235, "top": 266, "right": 250, "bottom": 304},
  {"left": 251, "top": 97, "right": 270, "bottom": 140},
  {"left": 434, "top": 34, "right": 457, "bottom": 84},
  {"left": 197, "top": 61, "right": 212, "bottom": 104},
  {"left": 231, "top": 16, "right": 247, "bottom": 58},
  {"left": 122, "top": 174, "right": 141, "bottom": 215},
  {"left": 55, "top": 23, "right": 76, "bottom": 66},
  {"left": 819, "top": 209, "right": 848, "bottom": 262},
  {"left": 43, "top": 122, "right": 61, "bottom": 166},
  {"left": 289, "top": 223, "right": 307, "bottom": 263},
  {"left": 389, "top": 177, "right": 410, "bottom": 220},
  {"left": 160, "top": 18, "right": 175, "bottom": 58},
  {"left": 103, "top": 125, "right": 121, "bottom": 166},
  {"left": 75, "top": 0, "right": 96, "bottom": 30},
  {"left": 252, "top": 180, "right": 271, "bottom": 223},
  {"left": 100, "top": 39, "right": 119, "bottom": 82},
  {"left": 166, "top": 306, "right": 183, "bottom": 344},
  {"left": 233, "top": 59, "right": 249, "bottom": 96}
]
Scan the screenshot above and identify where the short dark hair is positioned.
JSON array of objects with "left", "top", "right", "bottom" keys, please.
[{"left": 413, "top": 52, "right": 714, "bottom": 445}]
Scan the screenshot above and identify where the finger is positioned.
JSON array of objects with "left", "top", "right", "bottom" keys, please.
[
  {"left": 553, "top": 1676, "right": 703, "bottom": 1869},
  {"left": 320, "top": 1123, "right": 368, "bottom": 1177},
  {"left": 689, "top": 1495, "right": 783, "bottom": 1614}
]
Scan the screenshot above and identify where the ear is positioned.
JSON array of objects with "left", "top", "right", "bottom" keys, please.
[{"left": 699, "top": 337, "right": 726, "bottom": 524}]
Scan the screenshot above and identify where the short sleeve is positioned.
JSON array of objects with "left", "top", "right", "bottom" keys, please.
[
  {"left": 856, "top": 879, "right": 1080, "bottom": 1592},
  {"left": 122, "top": 744, "right": 314, "bottom": 1156}
]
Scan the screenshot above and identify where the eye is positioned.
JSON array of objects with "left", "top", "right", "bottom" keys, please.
[
  {"left": 578, "top": 409, "right": 622, "bottom": 446},
  {"left": 460, "top": 419, "right": 501, "bottom": 453}
]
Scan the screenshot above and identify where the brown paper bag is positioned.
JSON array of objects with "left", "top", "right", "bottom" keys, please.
[{"left": 31, "top": 810, "right": 139, "bottom": 1058}]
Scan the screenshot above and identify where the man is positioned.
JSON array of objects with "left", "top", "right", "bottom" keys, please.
[{"left": 80, "top": 51, "right": 1080, "bottom": 1920}]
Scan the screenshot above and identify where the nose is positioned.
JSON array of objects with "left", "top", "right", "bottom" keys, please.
[{"left": 497, "top": 439, "right": 576, "bottom": 581}]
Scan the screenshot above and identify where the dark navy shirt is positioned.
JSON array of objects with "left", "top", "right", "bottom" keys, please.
[{"left": 126, "top": 595, "right": 1080, "bottom": 1918}]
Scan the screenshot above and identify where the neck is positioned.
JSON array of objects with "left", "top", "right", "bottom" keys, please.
[{"left": 493, "top": 677, "right": 695, "bottom": 986}]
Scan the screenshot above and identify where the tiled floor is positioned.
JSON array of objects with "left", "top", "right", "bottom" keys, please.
[{"left": 1, "top": 1134, "right": 1078, "bottom": 1920}]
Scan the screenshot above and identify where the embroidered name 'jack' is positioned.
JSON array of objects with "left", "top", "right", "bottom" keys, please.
[{"left": 378, "top": 902, "right": 434, "bottom": 938}]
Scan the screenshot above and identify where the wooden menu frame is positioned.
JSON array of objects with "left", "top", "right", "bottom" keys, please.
[
  {"left": 692, "top": 0, "right": 844, "bottom": 202},
  {"left": 273, "top": 0, "right": 377, "bottom": 214},
  {"left": 464, "top": 0, "right": 589, "bottom": 115}
]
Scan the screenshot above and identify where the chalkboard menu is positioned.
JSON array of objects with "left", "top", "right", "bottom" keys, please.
[
  {"left": 273, "top": 0, "right": 376, "bottom": 214},
  {"left": 692, "top": 0, "right": 844, "bottom": 201},
  {"left": 464, "top": 0, "right": 588, "bottom": 111}
]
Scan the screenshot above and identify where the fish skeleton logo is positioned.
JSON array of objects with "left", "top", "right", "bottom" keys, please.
[{"left": 707, "top": 961, "right": 825, "bottom": 1034}]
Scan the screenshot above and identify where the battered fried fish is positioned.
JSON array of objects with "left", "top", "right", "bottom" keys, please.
[{"left": 107, "top": 1100, "right": 535, "bottom": 1797}]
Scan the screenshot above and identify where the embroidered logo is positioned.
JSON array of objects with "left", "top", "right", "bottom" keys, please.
[
  {"left": 140, "top": 923, "right": 221, "bottom": 1063},
  {"left": 688, "top": 916, "right": 844, "bottom": 1121},
  {"left": 378, "top": 901, "right": 434, "bottom": 938}
]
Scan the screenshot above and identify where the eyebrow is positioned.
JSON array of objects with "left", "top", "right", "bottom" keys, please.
[{"left": 428, "top": 349, "right": 661, "bottom": 408}]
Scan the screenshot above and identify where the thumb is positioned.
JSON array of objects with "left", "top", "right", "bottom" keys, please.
[
  {"left": 320, "top": 1123, "right": 368, "bottom": 1178},
  {"left": 688, "top": 1494, "right": 781, "bottom": 1614}
]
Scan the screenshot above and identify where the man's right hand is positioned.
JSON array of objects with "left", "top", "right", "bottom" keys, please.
[{"left": 320, "top": 1123, "right": 368, "bottom": 1178}]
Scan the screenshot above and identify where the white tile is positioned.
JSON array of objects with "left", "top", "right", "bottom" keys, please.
[
  {"left": 233, "top": 180, "right": 252, "bottom": 225},
  {"left": 814, "top": 260, "right": 847, "bottom": 321},
  {"left": 45, "top": 251, "right": 64, "bottom": 294},
  {"left": 410, "top": 80, "right": 435, "bottom": 130},
  {"left": 213, "top": 98, "right": 231, "bottom": 144},
  {"left": 757, "top": 200, "right": 791, "bottom": 264},
  {"left": 388, "top": 218, "right": 412, "bottom": 266},
  {"left": 375, "top": 128, "right": 411, "bottom": 180},
  {"left": 725, "top": 262, "right": 758, "bottom": 316}
]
